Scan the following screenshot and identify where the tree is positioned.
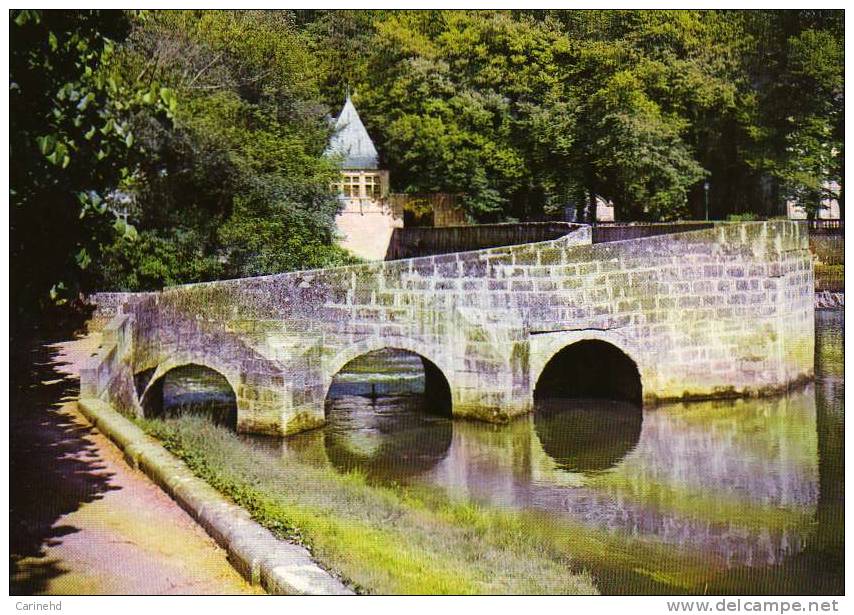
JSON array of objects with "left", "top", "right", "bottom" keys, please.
[
  {"left": 737, "top": 11, "right": 844, "bottom": 219},
  {"left": 772, "top": 27, "right": 844, "bottom": 217},
  {"left": 10, "top": 9, "right": 172, "bottom": 327},
  {"left": 94, "top": 10, "right": 355, "bottom": 290},
  {"left": 583, "top": 70, "right": 705, "bottom": 220},
  {"left": 335, "top": 11, "right": 576, "bottom": 221},
  {"left": 307, "top": 9, "right": 842, "bottom": 223}
]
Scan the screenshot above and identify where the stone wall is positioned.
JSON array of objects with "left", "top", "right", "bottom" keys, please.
[
  {"left": 81, "top": 221, "right": 815, "bottom": 437},
  {"left": 85, "top": 291, "right": 145, "bottom": 330},
  {"left": 591, "top": 222, "right": 714, "bottom": 243},
  {"left": 385, "top": 222, "right": 577, "bottom": 260},
  {"left": 809, "top": 235, "right": 844, "bottom": 266},
  {"left": 389, "top": 193, "right": 466, "bottom": 227}
]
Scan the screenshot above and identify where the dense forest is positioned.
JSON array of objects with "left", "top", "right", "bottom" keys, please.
[{"left": 9, "top": 9, "right": 844, "bottom": 324}]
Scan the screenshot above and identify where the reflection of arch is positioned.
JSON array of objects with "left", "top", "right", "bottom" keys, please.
[
  {"left": 323, "top": 338, "right": 454, "bottom": 417},
  {"left": 324, "top": 395, "right": 453, "bottom": 479},
  {"left": 533, "top": 338, "right": 643, "bottom": 405},
  {"left": 534, "top": 398, "right": 642, "bottom": 473},
  {"left": 137, "top": 362, "right": 238, "bottom": 429}
]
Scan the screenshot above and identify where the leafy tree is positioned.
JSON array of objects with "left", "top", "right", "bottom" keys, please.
[
  {"left": 340, "top": 11, "right": 571, "bottom": 220},
  {"left": 583, "top": 70, "right": 705, "bottom": 220},
  {"left": 95, "top": 10, "right": 355, "bottom": 290},
  {"left": 770, "top": 27, "right": 843, "bottom": 216},
  {"left": 305, "top": 9, "right": 842, "bottom": 222},
  {"left": 10, "top": 9, "right": 171, "bottom": 324},
  {"left": 736, "top": 10, "right": 844, "bottom": 218}
]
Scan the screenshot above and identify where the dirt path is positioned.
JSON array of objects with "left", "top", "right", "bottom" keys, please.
[{"left": 10, "top": 332, "right": 260, "bottom": 595}]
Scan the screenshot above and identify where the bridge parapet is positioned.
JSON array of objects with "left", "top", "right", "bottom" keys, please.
[{"left": 82, "top": 221, "right": 814, "bottom": 436}]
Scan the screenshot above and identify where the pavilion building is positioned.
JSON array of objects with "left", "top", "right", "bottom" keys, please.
[{"left": 325, "top": 96, "right": 400, "bottom": 260}]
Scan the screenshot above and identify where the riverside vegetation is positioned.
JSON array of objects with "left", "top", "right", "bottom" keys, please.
[
  {"left": 137, "top": 412, "right": 743, "bottom": 595},
  {"left": 138, "top": 414, "right": 600, "bottom": 595},
  {"left": 11, "top": 9, "right": 844, "bottom": 327},
  {"left": 132, "top": 311, "right": 843, "bottom": 595}
]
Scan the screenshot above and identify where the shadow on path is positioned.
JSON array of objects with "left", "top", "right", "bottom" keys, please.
[{"left": 9, "top": 335, "right": 120, "bottom": 595}]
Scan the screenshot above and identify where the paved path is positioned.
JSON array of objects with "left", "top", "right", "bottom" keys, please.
[{"left": 10, "top": 332, "right": 259, "bottom": 595}]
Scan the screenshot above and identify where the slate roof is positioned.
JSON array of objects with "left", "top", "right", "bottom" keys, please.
[{"left": 324, "top": 96, "right": 380, "bottom": 170}]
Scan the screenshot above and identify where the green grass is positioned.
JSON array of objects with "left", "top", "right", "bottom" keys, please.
[
  {"left": 138, "top": 414, "right": 599, "bottom": 595},
  {"left": 137, "top": 414, "right": 771, "bottom": 595}
]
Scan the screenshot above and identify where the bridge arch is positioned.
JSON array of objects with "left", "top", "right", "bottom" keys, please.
[
  {"left": 531, "top": 333, "right": 643, "bottom": 406},
  {"left": 323, "top": 338, "right": 454, "bottom": 417},
  {"left": 137, "top": 358, "right": 241, "bottom": 428}
]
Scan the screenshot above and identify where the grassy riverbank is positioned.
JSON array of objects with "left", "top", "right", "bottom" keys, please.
[
  {"left": 136, "top": 413, "right": 748, "bottom": 595},
  {"left": 139, "top": 414, "right": 600, "bottom": 595}
]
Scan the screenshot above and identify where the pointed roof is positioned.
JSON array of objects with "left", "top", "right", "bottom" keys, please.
[{"left": 324, "top": 96, "right": 380, "bottom": 170}]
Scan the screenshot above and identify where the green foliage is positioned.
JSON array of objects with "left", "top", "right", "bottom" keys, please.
[
  {"left": 10, "top": 9, "right": 171, "bottom": 321},
  {"left": 97, "top": 230, "right": 224, "bottom": 291},
  {"left": 352, "top": 12, "right": 570, "bottom": 220},
  {"left": 306, "top": 9, "right": 842, "bottom": 222},
  {"left": 773, "top": 27, "right": 844, "bottom": 215},
  {"left": 10, "top": 9, "right": 844, "bottom": 318},
  {"left": 584, "top": 70, "right": 705, "bottom": 220},
  {"left": 94, "top": 10, "right": 352, "bottom": 289}
]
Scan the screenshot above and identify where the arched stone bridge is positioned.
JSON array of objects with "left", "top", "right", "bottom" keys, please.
[{"left": 81, "top": 221, "right": 815, "bottom": 436}]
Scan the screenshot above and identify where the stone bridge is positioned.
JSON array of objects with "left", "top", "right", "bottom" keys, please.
[{"left": 81, "top": 221, "right": 815, "bottom": 436}]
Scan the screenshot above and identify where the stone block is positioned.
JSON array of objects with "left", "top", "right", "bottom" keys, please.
[
  {"left": 578, "top": 262, "right": 599, "bottom": 276},
  {"left": 539, "top": 248, "right": 562, "bottom": 265}
]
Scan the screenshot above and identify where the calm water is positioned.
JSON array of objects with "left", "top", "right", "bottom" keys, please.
[{"left": 165, "top": 311, "right": 844, "bottom": 594}]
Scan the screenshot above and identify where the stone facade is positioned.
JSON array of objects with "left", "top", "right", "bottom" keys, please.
[
  {"left": 326, "top": 97, "right": 401, "bottom": 261},
  {"left": 81, "top": 221, "right": 815, "bottom": 436},
  {"left": 333, "top": 169, "right": 401, "bottom": 261}
]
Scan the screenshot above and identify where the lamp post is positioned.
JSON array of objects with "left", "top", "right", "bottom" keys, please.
[{"left": 703, "top": 181, "right": 710, "bottom": 221}]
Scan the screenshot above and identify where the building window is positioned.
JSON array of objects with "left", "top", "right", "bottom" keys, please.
[
  {"left": 364, "top": 174, "right": 382, "bottom": 199},
  {"left": 343, "top": 174, "right": 361, "bottom": 198}
]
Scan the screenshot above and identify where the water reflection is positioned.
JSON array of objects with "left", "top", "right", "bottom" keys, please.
[
  {"left": 276, "top": 334, "right": 831, "bottom": 573},
  {"left": 158, "top": 364, "right": 237, "bottom": 428},
  {"left": 534, "top": 398, "right": 642, "bottom": 472},
  {"left": 169, "top": 311, "right": 842, "bottom": 593},
  {"left": 575, "top": 390, "right": 818, "bottom": 567},
  {"left": 323, "top": 395, "right": 453, "bottom": 479}
]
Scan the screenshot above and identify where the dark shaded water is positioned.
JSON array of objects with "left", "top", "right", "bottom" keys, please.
[{"left": 165, "top": 313, "right": 844, "bottom": 595}]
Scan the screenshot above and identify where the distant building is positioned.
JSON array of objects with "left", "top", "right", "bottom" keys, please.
[
  {"left": 596, "top": 197, "right": 615, "bottom": 222},
  {"left": 325, "top": 96, "right": 400, "bottom": 261},
  {"left": 563, "top": 196, "right": 615, "bottom": 223},
  {"left": 786, "top": 180, "right": 841, "bottom": 220}
]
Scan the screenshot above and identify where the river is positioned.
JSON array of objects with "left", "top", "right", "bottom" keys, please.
[{"left": 163, "top": 310, "right": 843, "bottom": 595}]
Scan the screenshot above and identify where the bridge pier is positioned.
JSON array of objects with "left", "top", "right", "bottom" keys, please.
[
  {"left": 81, "top": 221, "right": 815, "bottom": 437},
  {"left": 453, "top": 387, "right": 533, "bottom": 423}
]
